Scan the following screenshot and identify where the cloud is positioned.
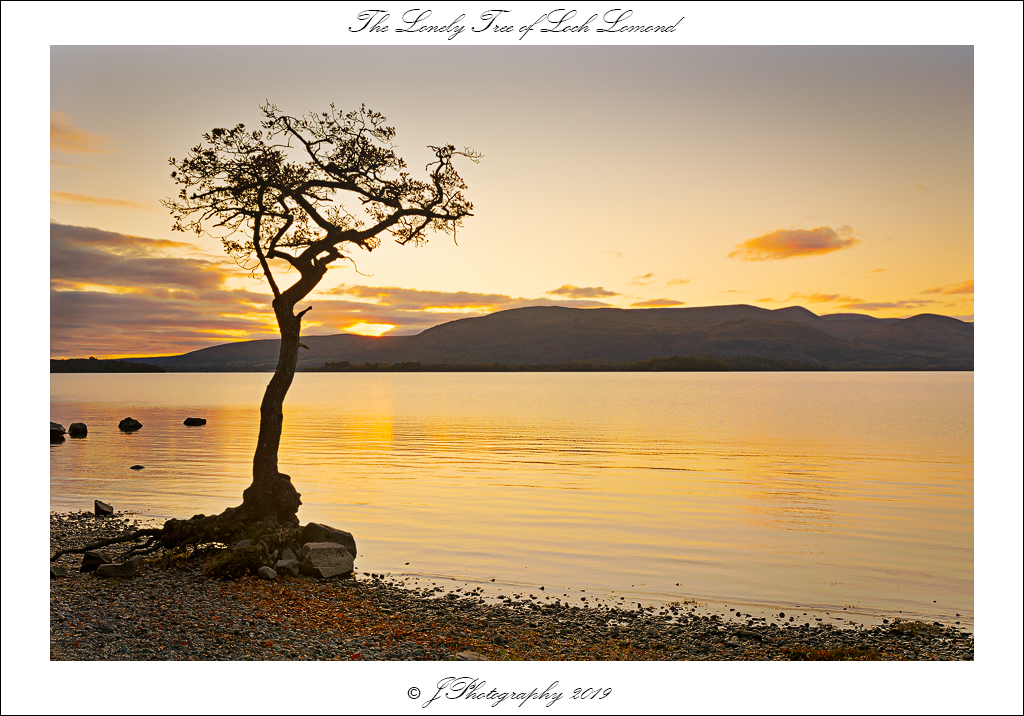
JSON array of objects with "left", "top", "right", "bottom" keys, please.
[
  {"left": 728, "top": 226, "right": 859, "bottom": 261},
  {"left": 786, "top": 291, "right": 863, "bottom": 304},
  {"left": 329, "top": 284, "right": 522, "bottom": 311},
  {"left": 546, "top": 284, "right": 619, "bottom": 299},
  {"left": 51, "top": 111, "right": 113, "bottom": 155},
  {"left": 51, "top": 191, "right": 156, "bottom": 211},
  {"left": 51, "top": 159, "right": 95, "bottom": 171},
  {"left": 866, "top": 268, "right": 886, "bottom": 277},
  {"left": 922, "top": 279, "right": 973, "bottom": 295},
  {"left": 50, "top": 223, "right": 272, "bottom": 357},
  {"left": 51, "top": 224, "right": 223, "bottom": 291},
  {"left": 628, "top": 273, "right": 657, "bottom": 286},
  {"left": 601, "top": 250, "right": 626, "bottom": 259},
  {"left": 665, "top": 278, "right": 690, "bottom": 287},
  {"left": 630, "top": 298, "right": 686, "bottom": 308},
  {"left": 837, "top": 299, "right": 939, "bottom": 311},
  {"left": 50, "top": 223, "right": 197, "bottom": 255},
  {"left": 320, "top": 284, "right": 612, "bottom": 335},
  {"left": 51, "top": 288, "right": 278, "bottom": 358},
  {"left": 49, "top": 223, "right": 621, "bottom": 358},
  {"left": 720, "top": 289, "right": 745, "bottom": 294}
]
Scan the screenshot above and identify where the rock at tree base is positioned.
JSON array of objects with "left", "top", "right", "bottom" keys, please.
[
  {"left": 118, "top": 417, "right": 143, "bottom": 432},
  {"left": 300, "top": 523, "right": 357, "bottom": 557},
  {"left": 182, "top": 417, "right": 207, "bottom": 426},
  {"left": 275, "top": 558, "right": 300, "bottom": 576},
  {"left": 298, "top": 542, "right": 354, "bottom": 578},
  {"left": 280, "top": 548, "right": 297, "bottom": 562},
  {"left": 68, "top": 422, "right": 88, "bottom": 437},
  {"left": 94, "top": 500, "right": 114, "bottom": 517},
  {"left": 257, "top": 566, "right": 278, "bottom": 580},
  {"left": 80, "top": 551, "right": 112, "bottom": 573},
  {"left": 95, "top": 557, "right": 142, "bottom": 578},
  {"left": 50, "top": 565, "right": 68, "bottom": 579}
]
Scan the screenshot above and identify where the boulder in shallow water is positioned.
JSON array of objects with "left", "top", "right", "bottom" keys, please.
[
  {"left": 129, "top": 465, "right": 144, "bottom": 470},
  {"left": 299, "top": 523, "right": 357, "bottom": 557},
  {"left": 68, "top": 422, "right": 88, "bottom": 437},
  {"left": 182, "top": 417, "right": 207, "bottom": 426},
  {"left": 94, "top": 500, "right": 114, "bottom": 517},
  {"left": 118, "top": 417, "right": 142, "bottom": 432},
  {"left": 51, "top": 422, "right": 66, "bottom": 443}
]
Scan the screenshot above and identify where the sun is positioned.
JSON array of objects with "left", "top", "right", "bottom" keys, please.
[{"left": 345, "top": 322, "right": 396, "bottom": 337}]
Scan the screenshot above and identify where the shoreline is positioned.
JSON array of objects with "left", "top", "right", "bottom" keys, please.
[{"left": 50, "top": 512, "right": 973, "bottom": 661}]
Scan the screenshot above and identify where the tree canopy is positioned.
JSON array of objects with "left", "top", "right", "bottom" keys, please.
[{"left": 165, "top": 103, "right": 479, "bottom": 304}]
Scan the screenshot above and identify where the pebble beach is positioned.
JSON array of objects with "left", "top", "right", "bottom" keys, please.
[{"left": 49, "top": 511, "right": 974, "bottom": 662}]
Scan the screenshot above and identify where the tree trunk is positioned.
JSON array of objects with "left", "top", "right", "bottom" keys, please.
[{"left": 240, "top": 296, "right": 304, "bottom": 525}]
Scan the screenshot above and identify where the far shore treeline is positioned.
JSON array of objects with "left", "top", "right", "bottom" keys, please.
[
  {"left": 309, "top": 355, "right": 824, "bottom": 372},
  {"left": 50, "top": 354, "right": 973, "bottom": 374},
  {"left": 306, "top": 356, "right": 971, "bottom": 373},
  {"left": 51, "top": 358, "right": 165, "bottom": 373}
]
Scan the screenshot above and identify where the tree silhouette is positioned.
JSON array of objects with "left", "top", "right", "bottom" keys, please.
[
  {"left": 161, "top": 103, "right": 480, "bottom": 525},
  {"left": 50, "top": 103, "right": 478, "bottom": 564}
]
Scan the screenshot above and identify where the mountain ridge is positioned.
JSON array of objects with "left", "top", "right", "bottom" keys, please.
[{"left": 117, "top": 304, "right": 973, "bottom": 371}]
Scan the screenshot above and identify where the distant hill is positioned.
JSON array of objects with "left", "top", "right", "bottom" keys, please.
[{"left": 122, "top": 305, "right": 973, "bottom": 372}]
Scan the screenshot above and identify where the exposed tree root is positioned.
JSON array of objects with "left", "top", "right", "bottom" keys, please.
[{"left": 50, "top": 504, "right": 304, "bottom": 579}]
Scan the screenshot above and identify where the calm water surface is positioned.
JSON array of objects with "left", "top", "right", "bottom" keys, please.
[{"left": 50, "top": 372, "right": 973, "bottom": 626}]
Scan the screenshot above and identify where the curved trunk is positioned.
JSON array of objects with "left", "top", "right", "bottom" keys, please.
[{"left": 240, "top": 297, "right": 303, "bottom": 525}]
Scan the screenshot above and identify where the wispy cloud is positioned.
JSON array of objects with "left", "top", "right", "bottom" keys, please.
[
  {"left": 51, "top": 191, "right": 156, "bottom": 211},
  {"left": 50, "top": 112, "right": 113, "bottom": 155},
  {"left": 546, "top": 284, "right": 619, "bottom": 299},
  {"left": 328, "top": 284, "right": 610, "bottom": 312},
  {"left": 628, "top": 273, "right": 657, "bottom": 286},
  {"left": 51, "top": 224, "right": 228, "bottom": 291},
  {"left": 601, "top": 250, "right": 626, "bottom": 259},
  {"left": 838, "top": 299, "right": 939, "bottom": 311},
  {"left": 786, "top": 291, "right": 863, "bottom": 304},
  {"left": 665, "top": 278, "right": 690, "bottom": 287},
  {"left": 866, "top": 268, "right": 886, "bottom": 278},
  {"left": 330, "top": 285, "right": 521, "bottom": 310},
  {"left": 922, "top": 279, "right": 973, "bottom": 295},
  {"left": 51, "top": 159, "right": 96, "bottom": 171},
  {"left": 728, "top": 226, "right": 859, "bottom": 261},
  {"left": 721, "top": 289, "right": 744, "bottom": 294},
  {"left": 630, "top": 298, "right": 686, "bottom": 308}
]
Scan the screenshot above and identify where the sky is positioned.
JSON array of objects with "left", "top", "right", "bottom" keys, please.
[{"left": 47, "top": 42, "right": 977, "bottom": 358}]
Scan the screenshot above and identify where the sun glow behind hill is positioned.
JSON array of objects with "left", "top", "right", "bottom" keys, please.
[{"left": 346, "top": 323, "right": 396, "bottom": 337}]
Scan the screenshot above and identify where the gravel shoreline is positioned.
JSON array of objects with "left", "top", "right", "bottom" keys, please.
[{"left": 50, "top": 512, "right": 974, "bottom": 661}]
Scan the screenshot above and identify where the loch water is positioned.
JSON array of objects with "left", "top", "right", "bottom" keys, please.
[{"left": 50, "top": 371, "right": 973, "bottom": 627}]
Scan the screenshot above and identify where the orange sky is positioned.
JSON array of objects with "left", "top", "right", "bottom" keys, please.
[{"left": 47, "top": 38, "right": 979, "bottom": 359}]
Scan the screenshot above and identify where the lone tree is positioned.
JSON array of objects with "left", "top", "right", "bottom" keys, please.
[{"left": 52, "top": 103, "right": 479, "bottom": 562}]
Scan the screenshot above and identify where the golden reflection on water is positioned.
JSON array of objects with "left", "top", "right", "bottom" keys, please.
[{"left": 51, "top": 372, "right": 973, "bottom": 624}]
